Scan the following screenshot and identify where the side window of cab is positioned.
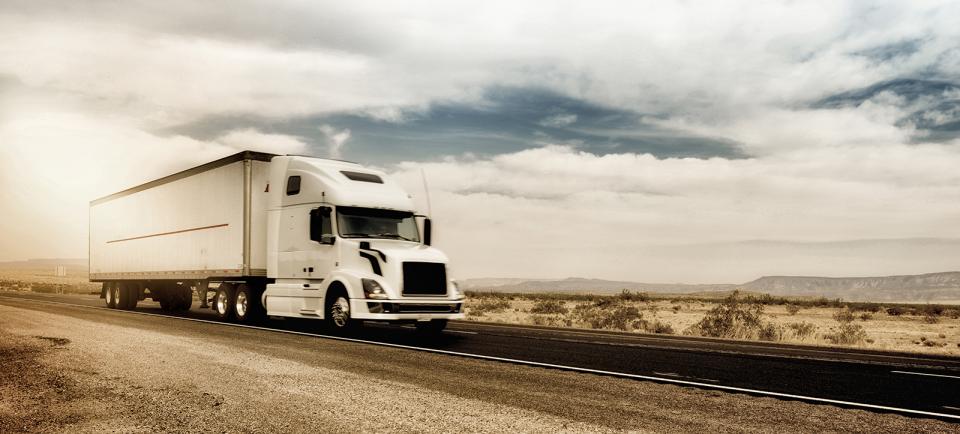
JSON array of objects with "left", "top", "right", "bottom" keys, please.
[{"left": 286, "top": 176, "right": 301, "bottom": 195}]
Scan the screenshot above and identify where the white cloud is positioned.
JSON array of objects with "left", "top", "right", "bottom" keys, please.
[
  {"left": 318, "top": 125, "right": 352, "bottom": 159},
  {"left": 392, "top": 145, "right": 960, "bottom": 282},
  {"left": 538, "top": 113, "right": 578, "bottom": 128},
  {"left": 0, "top": 0, "right": 959, "bottom": 281}
]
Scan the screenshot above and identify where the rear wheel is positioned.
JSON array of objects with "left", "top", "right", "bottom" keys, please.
[
  {"left": 415, "top": 319, "right": 448, "bottom": 335},
  {"left": 174, "top": 284, "right": 193, "bottom": 311},
  {"left": 117, "top": 282, "right": 138, "bottom": 310},
  {"left": 104, "top": 282, "right": 117, "bottom": 309},
  {"left": 233, "top": 284, "right": 263, "bottom": 324},
  {"left": 214, "top": 284, "right": 236, "bottom": 320}
]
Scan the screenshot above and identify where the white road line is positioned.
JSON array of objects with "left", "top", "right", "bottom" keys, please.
[
  {"left": 891, "top": 370, "right": 960, "bottom": 380},
  {"left": 2, "top": 295, "right": 959, "bottom": 422},
  {"left": 445, "top": 329, "right": 479, "bottom": 335}
]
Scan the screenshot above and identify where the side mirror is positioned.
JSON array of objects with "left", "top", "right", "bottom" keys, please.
[
  {"left": 320, "top": 234, "right": 336, "bottom": 245},
  {"left": 423, "top": 218, "right": 432, "bottom": 246}
]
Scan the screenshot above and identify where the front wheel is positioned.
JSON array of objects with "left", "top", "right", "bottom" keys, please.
[{"left": 324, "top": 290, "right": 358, "bottom": 333}]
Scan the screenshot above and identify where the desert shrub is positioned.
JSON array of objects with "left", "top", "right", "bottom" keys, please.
[
  {"left": 647, "top": 321, "right": 674, "bottom": 334},
  {"left": 923, "top": 314, "right": 939, "bottom": 324},
  {"left": 575, "top": 305, "right": 646, "bottom": 331},
  {"left": 758, "top": 323, "right": 783, "bottom": 341},
  {"left": 859, "top": 312, "right": 873, "bottom": 321},
  {"left": 825, "top": 323, "right": 868, "bottom": 345},
  {"left": 920, "top": 304, "right": 945, "bottom": 316},
  {"left": 532, "top": 315, "right": 562, "bottom": 327},
  {"left": 671, "top": 305, "right": 681, "bottom": 313},
  {"left": 886, "top": 306, "right": 906, "bottom": 316},
  {"left": 469, "top": 298, "right": 511, "bottom": 316},
  {"left": 618, "top": 289, "right": 650, "bottom": 303},
  {"left": 530, "top": 299, "right": 569, "bottom": 315},
  {"left": 687, "top": 291, "right": 765, "bottom": 339},
  {"left": 785, "top": 304, "right": 801, "bottom": 315},
  {"left": 787, "top": 322, "right": 816, "bottom": 340},
  {"left": 833, "top": 308, "right": 855, "bottom": 323}
]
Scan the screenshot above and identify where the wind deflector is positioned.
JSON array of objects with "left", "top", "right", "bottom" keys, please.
[{"left": 341, "top": 171, "right": 383, "bottom": 184}]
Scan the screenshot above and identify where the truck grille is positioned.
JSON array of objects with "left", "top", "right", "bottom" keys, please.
[{"left": 402, "top": 262, "right": 447, "bottom": 296}]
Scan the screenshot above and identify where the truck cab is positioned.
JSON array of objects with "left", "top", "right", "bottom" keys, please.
[{"left": 259, "top": 156, "right": 464, "bottom": 332}]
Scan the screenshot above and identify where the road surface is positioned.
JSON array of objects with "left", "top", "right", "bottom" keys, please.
[{"left": 1, "top": 291, "right": 958, "bottom": 433}]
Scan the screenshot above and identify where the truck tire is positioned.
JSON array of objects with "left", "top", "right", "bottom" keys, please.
[
  {"left": 104, "top": 282, "right": 117, "bottom": 309},
  {"left": 214, "top": 285, "right": 236, "bottom": 320},
  {"left": 233, "top": 284, "right": 263, "bottom": 324},
  {"left": 175, "top": 284, "right": 193, "bottom": 311},
  {"left": 415, "top": 319, "right": 448, "bottom": 335},
  {"left": 324, "top": 287, "right": 358, "bottom": 333},
  {"left": 118, "top": 282, "right": 138, "bottom": 310}
]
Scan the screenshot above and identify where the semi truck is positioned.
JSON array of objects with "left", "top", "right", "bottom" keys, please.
[{"left": 89, "top": 151, "right": 464, "bottom": 333}]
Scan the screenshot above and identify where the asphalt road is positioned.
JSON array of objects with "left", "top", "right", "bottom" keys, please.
[{"left": 2, "top": 291, "right": 959, "bottom": 422}]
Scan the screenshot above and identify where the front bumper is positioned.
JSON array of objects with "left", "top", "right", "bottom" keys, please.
[{"left": 350, "top": 298, "right": 465, "bottom": 320}]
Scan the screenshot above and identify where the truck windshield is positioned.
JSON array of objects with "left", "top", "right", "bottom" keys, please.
[{"left": 336, "top": 206, "right": 420, "bottom": 242}]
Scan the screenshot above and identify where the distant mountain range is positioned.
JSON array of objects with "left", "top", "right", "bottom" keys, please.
[{"left": 461, "top": 272, "right": 960, "bottom": 302}]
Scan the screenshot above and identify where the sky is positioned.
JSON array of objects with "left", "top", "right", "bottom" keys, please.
[{"left": 1, "top": 0, "right": 960, "bottom": 283}]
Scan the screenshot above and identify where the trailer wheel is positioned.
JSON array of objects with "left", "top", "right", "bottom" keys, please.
[
  {"left": 118, "top": 282, "right": 138, "bottom": 310},
  {"left": 214, "top": 285, "right": 236, "bottom": 320},
  {"left": 233, "top": 284, "right": 263, "bottom": 324},
  {"left": 415, "top": 319, "right": 448, "bottom": 335},
  {"left": 175, "top": 284, "right": 193, "bottom": 311},
  {"left": 324, "top": 287, "right": 357, "bottom": 333},
  {"left": 103, "top": 283, "right": 116, "bottom": 308},
  {"left": 111, "top": 284, "right": 122, "bottom": 309}
]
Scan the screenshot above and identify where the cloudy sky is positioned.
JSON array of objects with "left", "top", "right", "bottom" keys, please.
[{"left": 2, "top": 0, "right": 959, "bottom": 282}]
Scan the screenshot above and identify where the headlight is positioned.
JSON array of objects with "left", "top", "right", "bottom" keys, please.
[
  {"left": 362, "top": 278, "right": 389, "bottom": 300},
  {"left": 450, "top": 280, "right": 465, "bottom": 300}
]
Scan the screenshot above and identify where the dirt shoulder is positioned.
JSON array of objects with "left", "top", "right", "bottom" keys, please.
[{"left": 0, "top": 302, "right": 957, "bottom": 433}]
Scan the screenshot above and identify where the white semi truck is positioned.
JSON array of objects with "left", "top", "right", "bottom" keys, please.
[{"left": 89, "top": 151, "right": 464, "bottom": 332}]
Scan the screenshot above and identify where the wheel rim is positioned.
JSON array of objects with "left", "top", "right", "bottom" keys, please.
[
  {"left": 105, "top": 285, "right": 114, "bottom": 305},
  {"left": 331, "top": 296, "right": 350, "bottom": 327},
  {"left": 235, "top": 291, "right": 248, "bottom": 318},
  {"left": 113, "top": 286, "right": 121, "bottom": 304},
  {"left": 217, "top": 291, "right": 228, "bottom": 315}
]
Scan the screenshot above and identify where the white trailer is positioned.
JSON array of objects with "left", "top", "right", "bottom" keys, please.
[{"left": 90, "top": 151, "right": 464, "bottom": 332}]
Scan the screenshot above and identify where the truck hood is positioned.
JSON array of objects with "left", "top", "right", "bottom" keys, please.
[{"left": 354, "top": 240, "right": 449, "bottom": 264}]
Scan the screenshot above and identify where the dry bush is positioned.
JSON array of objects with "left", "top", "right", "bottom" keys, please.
[
  {"left": 686, "top": 291, "right": 765, "bottom": 339},
  {"left": 468, "top": 298, "right": 511, "bottom": 316},
  {"left": 787, "top": 322, "right": 816, "bottom": 340},
  {"left": 859, "top": 312, "right": 873, "bottom": 321},
  {"left": 833, "top": 308, "right": 855, "bottom": 323},
  {"left": 573, "top": 303, "right": 647, "bottom": 331},
  {"left": 785, "top": 304, "right": 801, "bottom": 315},
  {"left": 648, "top": 321, "right": 674, "bottom": 334},
  {"left": 923, "top": 314, "right": 940, "bottom": 324},
  {"left": 758, "top": 323, "right": 783, "bottom": 341},
  {"left": 825, "top": 323, "right": 868, "bottom": 345},
  {"left": 618, "top": 289, "right": 650, "bottom": 303},
  {"left": 530, "top": 299, "right": 568, "bottom": 315}
]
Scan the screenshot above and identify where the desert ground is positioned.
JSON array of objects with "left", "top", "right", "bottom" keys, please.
[{"left": 464, "top": 291, "right": 960, "bottom": 357}]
